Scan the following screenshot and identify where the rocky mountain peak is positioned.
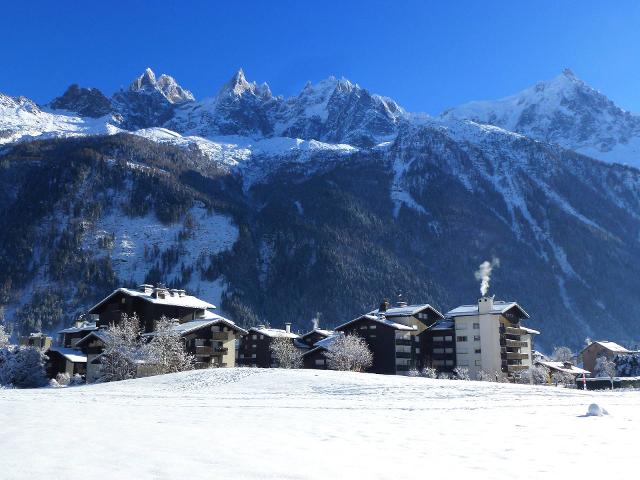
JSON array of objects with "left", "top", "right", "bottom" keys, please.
[
  {"left": 127, "top": 68, "right": 194, "bottom": 104},
  {"left": 49, "top": 84, "right": 113, "bottom": 118},
  {"left": 218, "top": 69, "right": 272, "bottom": 99}
]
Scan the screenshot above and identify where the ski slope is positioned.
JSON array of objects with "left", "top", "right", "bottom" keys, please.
[{"left": 0, "top": 369, "right": 637, "bottom": 479}]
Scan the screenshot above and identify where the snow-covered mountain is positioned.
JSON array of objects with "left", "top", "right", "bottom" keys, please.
[
  {"left": 441, "top": 69, "right": 640, "bottom": 167},
  {"left": 2, "top": 68, "right": 640, "bottom": 349}
]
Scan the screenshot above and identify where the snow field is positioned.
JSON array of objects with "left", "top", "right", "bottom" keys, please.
[{"left": 0, "top": 368, "right": 637, "bottom": 479}]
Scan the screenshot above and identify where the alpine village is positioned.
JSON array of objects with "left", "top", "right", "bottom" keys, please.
[{"left": 14, "top": 279, "right": 635, "bottom": 389}]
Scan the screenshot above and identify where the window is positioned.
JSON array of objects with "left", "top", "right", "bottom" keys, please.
[
  {"left": 456, "top": 323, "right": 467, "bottom": 330},
  {"left": 473, "top": 323, "right": 480, "bottom": 329},
  {"left": 474, "top": 348, "right": 481, "bottom": 354},
  {"left": 360, "top": 325, "right": 367, "bottom": 330},
  {"left": 415, "top": 348, "right": 420, "bottom": 354},
  {"left": 433, "top": 348, "right": 445, "bottom": 354},
  {"left": 260, "top": 335, "right": 264, "bottom": 340},
  {"left": 369, "top": 335, "right": 376, "bottom": 339},
  {"left": 445, "top": 336, "right": 453, "bottom": 341},
  {"left": 252, "top": 335, "right": 257, "bottom": 340},
  {"left": 456, "top": 336, "right": 468, "bottom": 342},
  {"left": 370, "top": 325, "right": 376, "bottom": 329},
  {"left": 475, "top": 360, "right": 481, "bottom": 366},
  {"left": 473, "top": 335, "right": 481, "bottom": 342},
  {"left": 445, "top": 348, "right": 454, "bottom": 354},
  {"left": 252, "top": 344, "right": 257, "bottom": 349},
  {"left": 315, "top": 359, "right": 325, "bottom": 366},
  {"left": 433, "top": 336, "right": 444, "bottom": 343}
]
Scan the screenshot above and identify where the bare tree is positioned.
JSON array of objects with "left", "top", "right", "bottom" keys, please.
[
  {"left": 421, "top": 367, "right": 438, "bottom": 379},
  {"left": 595, "top": 355, "right": 616, "bottom": 389},
  {"left": 325, "top": 335, "right": 373, "bottom": 372},
  {"left": 453, "top": 366, "right": 470, "bottom": 380},
  {"left": 551, "top": 346, "right": 573, "bottom": 363},
  {"left": 99, "top": 313, "right": 143, "bottom": 382},
  {"left": 0, "top": 324, "right": 9, "bottom": 349},
  {"left": 269, "top": 337, "right": 303, "bottom": 369},
  {"left": 551, "top": 370, "right": 576, "bottom": 387},
  {"left": 144, "top": 317, "right": 194, "bottom": 375}
]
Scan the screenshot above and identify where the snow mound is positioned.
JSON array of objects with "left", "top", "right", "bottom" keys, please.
[{"left": 587, "top": 403, "right": 609, "bottom": 416}]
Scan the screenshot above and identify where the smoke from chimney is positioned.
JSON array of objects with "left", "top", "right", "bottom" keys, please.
[
  {"left": 474, "top": 257, "right": 500, "bottom": 296},
  {"left": 311, "top": 313, "right": 320, "bottom": 331}
]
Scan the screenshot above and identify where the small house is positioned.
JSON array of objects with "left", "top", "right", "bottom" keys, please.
[
  {"left": 579, "top": 341, "right": 634, "bottom": 374},
  {"left": 46, "top": 347, "right": 87, "bottom": 379}
]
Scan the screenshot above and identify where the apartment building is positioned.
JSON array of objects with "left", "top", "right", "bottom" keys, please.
[{"left": 446, "top": 296, "right": 538, "bottom": 379}]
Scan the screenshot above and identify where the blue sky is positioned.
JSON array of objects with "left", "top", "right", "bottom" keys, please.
[{"left": 1, "top": 0, "right": 639, "bottom": 114}]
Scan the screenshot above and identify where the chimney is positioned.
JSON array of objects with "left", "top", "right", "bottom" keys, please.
[
  {"left": 257, "top": 324, "right": 266, "bottom": 330},
  {"left": 379, "top": 299, "right": 390, "bottom": 313},
  {"left": 169, "top": 289, "right": 180, "bottom": 297},
  {"left": 177, "top": 289, "right": 186, "bottom": 297},
  {"left": 478, "top": 295, "right": 494, "bottom": 315},
  {"left": 139, "top": 284, "right": 153, "bottom": 295},
  {"left": 154, "top": 285, "right": 168, "bottom": 299},
  {"left": 396, "top": 293, "right": 407, "bottom": 308},
  {"left": 285, "top": 323, "right": 292, "bottom": 334}
]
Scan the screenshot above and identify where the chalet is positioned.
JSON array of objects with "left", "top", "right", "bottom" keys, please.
[
  {"left": 237, "top": 323, "right": 308, "bottom": 367},
  {"left": 58, "top": 320, "right": 98, "bottom": 348},
  {"left": 335, "top": 301, "right": 444, "bottom": 375},
  {"left": 143, "top": 312, "right": 247, "bottom": 369},
  {"left": 46, "top": 347, "right": 87, "bottom": 378},
  {"left": 579, "top": 341, "right": 634, "bottom": 374},
  {"left": 75, "top": 330, "right": 110, "bottom": 383},
  {"left": 302, "top": 332, "right": 342, "bottom": 369},
  {"left": 446, "top": 296, "right": 538, "bottom": 379},
  {"left": 19, "top": 333, "right": 52, "bottom": 350},
  {"left": 87, "top": 284, "right": 215, "bottom": 333}
]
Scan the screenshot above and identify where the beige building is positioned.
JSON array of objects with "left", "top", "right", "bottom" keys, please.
[
  {"left": 579, "top": 341, "right": 634, "bottom": 374},
  {"left": 447, "top": 296, "right": 538, "bottom": 379}
]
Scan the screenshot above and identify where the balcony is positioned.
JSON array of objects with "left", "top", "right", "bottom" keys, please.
[
  {"left": 196, "top": 346, "right": 213, "bottom": 356},
  {"left": 505, "top": 339, "right": 528, "bottom": 348},
  {"left": 395, "top": 339, "right": 412, "bottom": 346},
  {"left": 506, "top": 352, "right": 529, "bottom": 360},
  {"left": 504, "top": 327, "right": 528, "bottom": 336},
  {"left": 214, "top": 347, "right": 229, "bottom": 355},
  {"left": 212, "top": 332, "right": 229, "bottom": 341},
  {"left": 395, "top": 351, "right": 412, "bottom": 359}
]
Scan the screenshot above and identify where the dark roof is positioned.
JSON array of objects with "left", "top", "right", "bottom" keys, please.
[
  {"left": 88, "top": 287, "right": 214, "bottom": 314},
  {"left": 75, "top": 330, "right": 110, "bottom": 348},
  {"left": 336, "top": 314, "right": 417, "bottom": 332}
]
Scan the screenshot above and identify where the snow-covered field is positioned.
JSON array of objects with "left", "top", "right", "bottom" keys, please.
[{"left": 0, "top": 369, "right": 637, "bottom": 479}]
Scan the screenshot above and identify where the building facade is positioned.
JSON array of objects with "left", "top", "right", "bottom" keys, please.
[{"left": 446, "top": 296, "right": 537, "bottom": 379}]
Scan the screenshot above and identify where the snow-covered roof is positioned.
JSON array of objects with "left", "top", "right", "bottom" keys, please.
[
  {"left": 446, "top": 300, "right": 530, "bottom": 319},
  {"left": 589, "top": 341, "right": 634, "bottom": 354},
  {"left": 336, "top": 314, "right": 417, "bottom": 332},
  {"left": 304, "top": 332, "right": 344, "bottom": 356},
  {"left": 427, "top": 320, "right": 455, "bottom": 331},
  {"left": 519, "top": 326, "right": 540, "bottom": 335},
  {"left": 58, "top": 323, "right": 98, "bottom": 334},
  {"left": 48, "top": 347, "right": 87, "bottom": 363},
  {"left": 75, "top": 330, "right": 110, "bottom": 348},
  {"left": 248, "top": 327, "right": 299, "bottom": 339},
  {"left": 301, "top": 328, "right": 334, "bottom": 340},
  {"left": 537, "top": 361, "right": 590, "bottom": 375},
  {"left": 368, "top": 304, "right": 444, "bottom": 319},
  {"left": 144, "top": 315, "right": 247, "bottom": 337},
  {"left": 88, "top": 287, "right": 214, "bottom": 313}
]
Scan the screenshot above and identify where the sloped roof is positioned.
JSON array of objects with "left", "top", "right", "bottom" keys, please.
[
  {"left": 588, "top": 341, "right": 634, "bottom": 354},
  {"left": 446, "top": 300, "right": 530, "bottom": 319},
  {"left": 368, "top": 304, "right": 444, "bottom": 319},
  {"left": 48, "top": 347, "right": 87, "bottom": 363},
  {"left": 427, "top": 319, "right": 455, "bottom": 331},
  {"left": 336, "top": 314, "right": 417, "bottom": 332},
  {"left": 248, "top": 327, "right": 299, "bottom": 339},
  {"left": 144, "top": 314, "right": 247, "bottom": 337},
  {"left": 303, "top": 332, "right": 344, "bottom": 357},
  {"left": 88, "top": 287, "right": 214, "bottom": 313},
  {"left": 75, "top": 330, "right": 110, "bottom": 348},
  {"left": 537, "top": 361, "right": 590, "bottom": 375},
  {"left": 301, "top": 328, "right": 334, "bottom": 340},
  {"left": 58, "top": 323, "right": 98, "bottom": 335}
]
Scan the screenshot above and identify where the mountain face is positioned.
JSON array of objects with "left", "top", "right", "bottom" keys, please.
[
  {"left": 49, "top": 84, "right": 113, "bottom": 118},
  {"left": 1, "top": 68, "right": 640, "bottom": 351},
  {"left": 441, "top": 69, "right": 640, "bottom": 167}
]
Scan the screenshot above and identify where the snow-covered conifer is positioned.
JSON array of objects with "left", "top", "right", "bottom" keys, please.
[
  {"left": 144, "top": 317, "right": 194, "bottom": 375},
  {"left": 0, "top": 346, "right": 48, "bottom": 388},
  {"left": 270, "top": 337, "right": 303, "bottom": 369},
  {"left": 325, "top": 334, "right": 373, "bottom": 372}
]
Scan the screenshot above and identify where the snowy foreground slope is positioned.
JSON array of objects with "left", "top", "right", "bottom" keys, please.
[{"left": 1, "top": 369, "right": 638, "bottom": 479}]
